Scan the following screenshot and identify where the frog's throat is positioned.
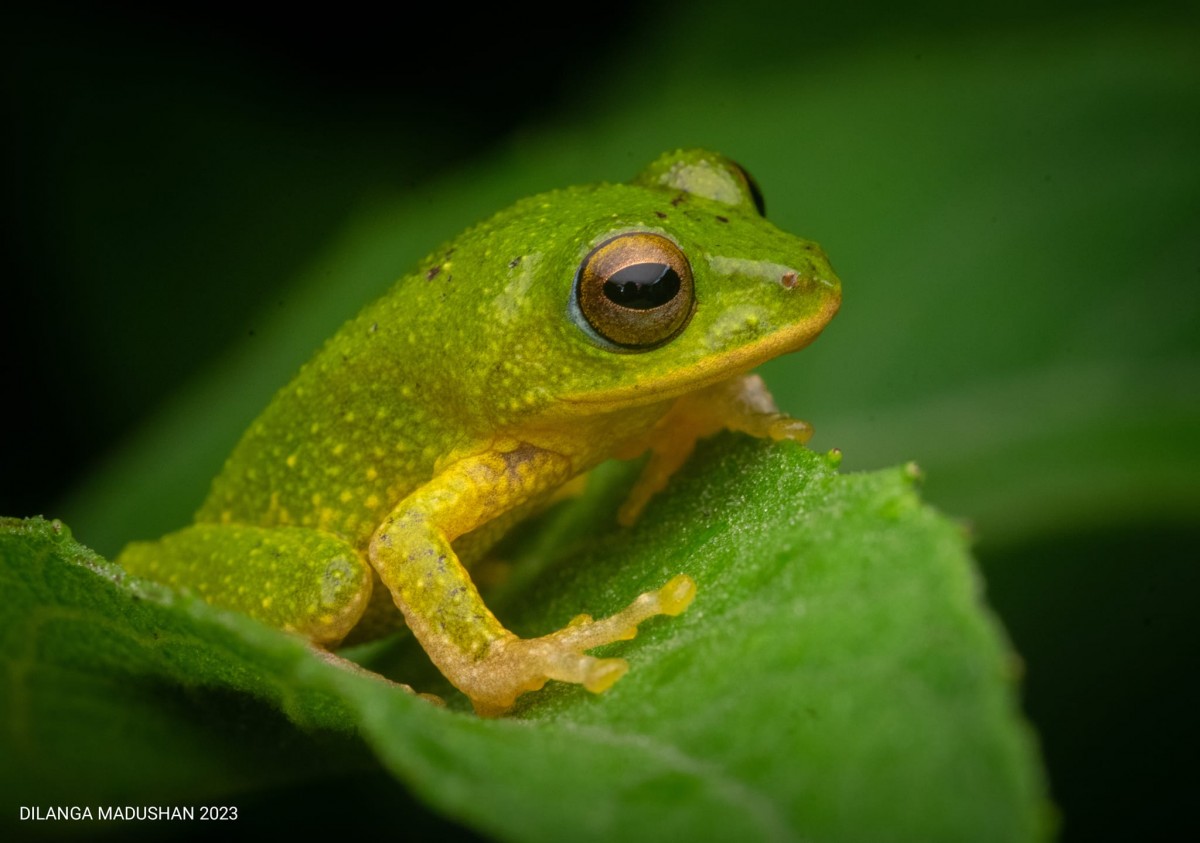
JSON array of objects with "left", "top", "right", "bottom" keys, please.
[{"left": 558, "top": 297, "right": 840, "bottom": 413}]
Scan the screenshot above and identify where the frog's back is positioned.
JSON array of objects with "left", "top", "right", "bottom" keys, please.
[
  {"left": 192, "top": 187, "right": 623, "bottom": 547},
  {"left": 195, "top": 294, "right": 467, "bottom": 549}
]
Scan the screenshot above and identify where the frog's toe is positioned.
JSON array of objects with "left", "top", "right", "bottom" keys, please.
[
  {"left": 511, "top": 644, "right": 629, "bottom": 694},
  {"left": 581, "top": 657, "right": 629, "bottom": 693},
  {"left": 540, "top": 573, "right": 696, "bottom": 652},
  {"left": 767, "top": 415, "right": 814, "bottom": 443},
  {"left": 657, "top": 573, "right": 699, "bottom": 615}
]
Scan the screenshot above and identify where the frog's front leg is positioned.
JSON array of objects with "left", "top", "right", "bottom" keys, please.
[
  {"left": 617, "top": 373, "right": 814, "bottom": 525},
  {"left": 368, "top": 440, "right": 695, "bottom": 716}
]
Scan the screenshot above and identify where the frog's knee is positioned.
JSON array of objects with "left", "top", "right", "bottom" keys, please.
[{"left": 297, "top": 551, "right": 374, "bottom": 643}]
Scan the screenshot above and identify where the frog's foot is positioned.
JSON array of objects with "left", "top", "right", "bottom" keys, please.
[
  {"left": 719, "top": 373, "right": 814, "bottom": 443},
  {"left": 617, "top": 374, "right": 814, "bottom": 526},
  {"left": 459, "top": 574, "right": 696, "bottom": 717}
]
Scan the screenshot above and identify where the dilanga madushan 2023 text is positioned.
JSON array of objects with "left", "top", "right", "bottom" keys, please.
[{"left": 19, "top": 805, "right": 238, "bottom": 822}]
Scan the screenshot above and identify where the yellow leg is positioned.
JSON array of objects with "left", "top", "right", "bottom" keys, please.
[{"left": 368, "top": 441, "right": 695, "bottom": 715}]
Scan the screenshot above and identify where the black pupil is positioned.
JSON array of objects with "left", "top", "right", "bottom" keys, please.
[{"left": 603, "top": 262, "right": 681, "bottom": 310}]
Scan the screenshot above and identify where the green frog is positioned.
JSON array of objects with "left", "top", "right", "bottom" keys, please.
[{"left": 119, "top": 149, "right": 842, "bottom": 715}]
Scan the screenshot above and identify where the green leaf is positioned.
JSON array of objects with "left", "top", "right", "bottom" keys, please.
[{"left": 1, "top": 439, "right": 1048, "bottom": 841}]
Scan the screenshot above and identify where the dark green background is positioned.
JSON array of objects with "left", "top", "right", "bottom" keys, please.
[{"left": 4, "top": 1, "right": 1198, "bottom": 839}]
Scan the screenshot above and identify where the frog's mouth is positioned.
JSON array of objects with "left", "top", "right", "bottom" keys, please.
[{"left": 556, "top": 295, "right": 840, "bottom": 413}]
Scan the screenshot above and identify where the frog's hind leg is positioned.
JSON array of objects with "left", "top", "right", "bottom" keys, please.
[{"left": 118, "top": 524, "right": 372, "bottom": 646}]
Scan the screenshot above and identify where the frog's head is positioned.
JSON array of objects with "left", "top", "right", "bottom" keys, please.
[{"left": 546, "top": 149, "right": 841, "bottom": 413}]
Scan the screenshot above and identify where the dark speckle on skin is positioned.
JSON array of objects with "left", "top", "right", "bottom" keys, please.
[
  {"left": 654, "top": 211, "right": 667, "bottom": 220},
  {"left": 369, "top": 322, "right": 378, "bottom": 333},
  {"left": 426, "top": 266, "right": 441, "bottom": 280},
  {"left": 670, "top": 193, "right": 685, "bottom": 207},
  {"left": 715, "top": 215, "right": 729, "bottom": 223},
  {"left": 502, "top": 443, "right": 540, "bottom": 485},
  {"left": 508, "top": 256, "right": 521, "bottom": 268}
]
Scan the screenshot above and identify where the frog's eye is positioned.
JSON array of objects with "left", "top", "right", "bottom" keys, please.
[
  {"left": 574, "top": 233, "right": 695, "bottom": 350},
  {"left": 730, "top": 161, "right": 766, "bottom": 217}
]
